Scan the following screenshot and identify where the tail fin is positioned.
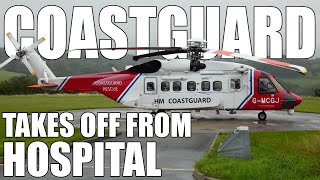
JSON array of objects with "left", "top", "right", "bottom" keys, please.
[
  {"left": 1, "top": 32, "right": 56, "bottom": 83},
  {"left": 26, "top": 50, "right": 56, "bottom": 81}
]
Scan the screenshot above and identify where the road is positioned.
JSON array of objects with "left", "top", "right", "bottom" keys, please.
[{"left": 1, "top": 108, "right": 320, "bottom": 179}]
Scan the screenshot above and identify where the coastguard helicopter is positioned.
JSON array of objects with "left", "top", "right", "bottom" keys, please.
[{"left": 1, "top": 33, "right": 307, "bottom": 120}]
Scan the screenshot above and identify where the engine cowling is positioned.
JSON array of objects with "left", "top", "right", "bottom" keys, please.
[{"left": 159, "top": 59, "right": 190, "bottom": 72}]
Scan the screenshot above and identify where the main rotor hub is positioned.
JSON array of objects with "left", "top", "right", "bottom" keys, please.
[
  {"left": 187, "top": 38, "right": 207, "bottom": 48},
  {"left": 16, "top": 49, "right": 26, "bottom": 58},
  {"left": 187, "top": 39, "right": 207, "bottom": 61}
]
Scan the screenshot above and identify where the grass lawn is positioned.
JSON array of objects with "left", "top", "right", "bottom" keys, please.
[
  {"left": 0, "top": 94, "right": 125, "bottom": 112},
  {"left": 195, "top": 130, "right": 320, "bottom": 179},
  {"left": 296, "top": 97, "right": 320, "bottom": 114},
  {"left": 0, "top": 94, "right": 125, "bottom": 156},
  {"left": 0, "top": 70, "right": 24, "bottom": 82}
]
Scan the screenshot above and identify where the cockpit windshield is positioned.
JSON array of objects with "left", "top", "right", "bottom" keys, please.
[
  {"left": 259, "top": 78, "right": 277, "bottom": 93},
  {"left": 259, "top": 77, "right": 285, "bottom": 94}
]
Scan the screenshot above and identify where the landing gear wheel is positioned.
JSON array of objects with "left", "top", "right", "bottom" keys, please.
[{"left": 258, "top": 111, "right": 267, "bottom": 121}]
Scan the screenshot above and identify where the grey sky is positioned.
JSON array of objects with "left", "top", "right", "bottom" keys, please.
[{"left": 0, "top": 0, "right": 319, "bottom": 57}]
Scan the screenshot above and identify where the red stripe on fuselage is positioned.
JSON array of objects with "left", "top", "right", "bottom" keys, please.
[
  {"left": 213, "top": 50, "right": 233, "bottom": 56},
  {"left": 260, "top": 58, "right": 291, "bottom": 67}
]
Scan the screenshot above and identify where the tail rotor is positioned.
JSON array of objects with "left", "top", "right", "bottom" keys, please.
[
  {"left": 0, "top": 32, "right": 46, "bottom": 76},
  {"left": 0, "top": 55, "right": 16, "bottom": 69},
  {"left": 6, "top": 32, "right": 21, "bottom": 50}
]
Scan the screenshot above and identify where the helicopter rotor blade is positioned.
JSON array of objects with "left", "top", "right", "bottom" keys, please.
[
  {"left": 0, "top": 55, "right": 16, "bottom": 69},
  {"left": 21, "top": 56, "right": 36, "bottom": 75},
  {"left": 68, "top": 47, "right": 182, "bottom": 53},
  {"left": 6, "top": 32, "right": 21, "bottom": 50},
  {"left": 133, "top": 49, "right": 187, "bottom": 61},
  {"left": 206, "top": 49, "right": 308, "bottom": 75},
  {"left": 26, "top": 37, "right": 46, "bottom": 51}
]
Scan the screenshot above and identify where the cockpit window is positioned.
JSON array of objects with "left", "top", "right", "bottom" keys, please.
[{"left": 259, "top": 78, "right": 277, "bottom": 93}]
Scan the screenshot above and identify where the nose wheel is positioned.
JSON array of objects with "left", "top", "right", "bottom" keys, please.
[{"left": 258, "top": 111, "right": 267, "bottom": 121}]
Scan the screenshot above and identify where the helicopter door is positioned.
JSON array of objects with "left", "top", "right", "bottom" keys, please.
[
  {"left": 225, "top": 77, "right": 242, "bottom": 109},
  {"left": 230, "top": 73, "right": 251, "bottom": 109},
  {"left": 141, "top": 77, "right": 159, "bottom": 109}
]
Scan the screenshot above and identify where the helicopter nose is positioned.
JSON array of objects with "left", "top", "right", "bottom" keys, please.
[
  {"left": 282, "top": 93, "right": 302, "bottom": 109},
  {"left": 292, "top": 93, "right": 302, "bottom": 106}
]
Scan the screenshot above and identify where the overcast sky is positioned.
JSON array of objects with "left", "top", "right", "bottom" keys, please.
[{"left": 0, "top": 0, "right": 319, "bottom": 58}]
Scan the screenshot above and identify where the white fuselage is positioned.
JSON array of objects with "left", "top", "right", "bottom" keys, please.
[{"left": 121, "top": 59, "right": 255, "bottom": 110}]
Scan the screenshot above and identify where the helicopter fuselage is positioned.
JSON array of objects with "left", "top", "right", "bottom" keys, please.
[{"left": 45, "top": 59, "right": 302, "bottom": 113}]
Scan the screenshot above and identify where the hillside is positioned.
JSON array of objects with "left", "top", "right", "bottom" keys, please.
[{"left": 0, "top": 70, "right": 24, "bottom": 81}]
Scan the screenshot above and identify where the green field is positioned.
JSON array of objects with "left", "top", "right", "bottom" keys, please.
[
  {"left": 0, "top": 94, "right": 124, "bottom": 112},
  {"left": 0, "top": 94, "right": 125, "bottom": 156},
  {"left": 0, "top": 70, "right": 24, "bottom": 81},
  {"left": 296, "top": 97, "right": 320, "bottom": 113},
  {"left": 195, "top": 130, "right": 320, "bottom": 179}
]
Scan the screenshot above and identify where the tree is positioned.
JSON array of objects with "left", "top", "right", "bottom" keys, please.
[
  {"left": 0, "top": 76, "right": 45, "bottom": 95},
  {"left": 314, "top": 89, "right": 320, "bottom": 97}
]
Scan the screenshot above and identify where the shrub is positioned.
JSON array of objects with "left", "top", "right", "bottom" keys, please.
[
  {"left": 0, "top": 75, "right": 78, "bottom": 95},
  {"left": 314, "top": 89, "right": 320, "bottom": 97}
]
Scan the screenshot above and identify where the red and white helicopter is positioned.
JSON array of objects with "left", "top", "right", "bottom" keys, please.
[{"left": 1, "top": 33, "right": 307, "bottom": 120}]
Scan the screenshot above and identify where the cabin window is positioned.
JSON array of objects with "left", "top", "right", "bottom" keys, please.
[
  {"left": 213, "top": 81, "right": 222, "bottom": 91},
  {"left": 161, "top": 81, "right": 170, "bottom": 92},
  {"left": 147, "top": 82, "right": 155, "bottom": 91},
  {"left": 230, "top": 79, "right": 241, "bottom": 89},
  {"left": 187, "top": 81, "right": 196, "bottom": 91},
  {"left": 259, "top": 78, "right": 277, "bottom": 93},
  {"left": 173, "top": 81, "right": 181, "bottom": 91},
  {"left": 201, "top": 81, "right": 210, "bottom": 91}
]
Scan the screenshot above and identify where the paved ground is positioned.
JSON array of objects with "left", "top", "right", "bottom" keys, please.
[
  {"left": 64, "top": 108, "right": 320, "bottom": 132},
  {"left": 1, "top": 108, "right": 320, "bottom": 179}
]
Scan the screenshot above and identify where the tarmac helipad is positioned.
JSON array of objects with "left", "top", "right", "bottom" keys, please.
[{"left": 65, "top": 108, "right": 320, "bottom": 132}]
